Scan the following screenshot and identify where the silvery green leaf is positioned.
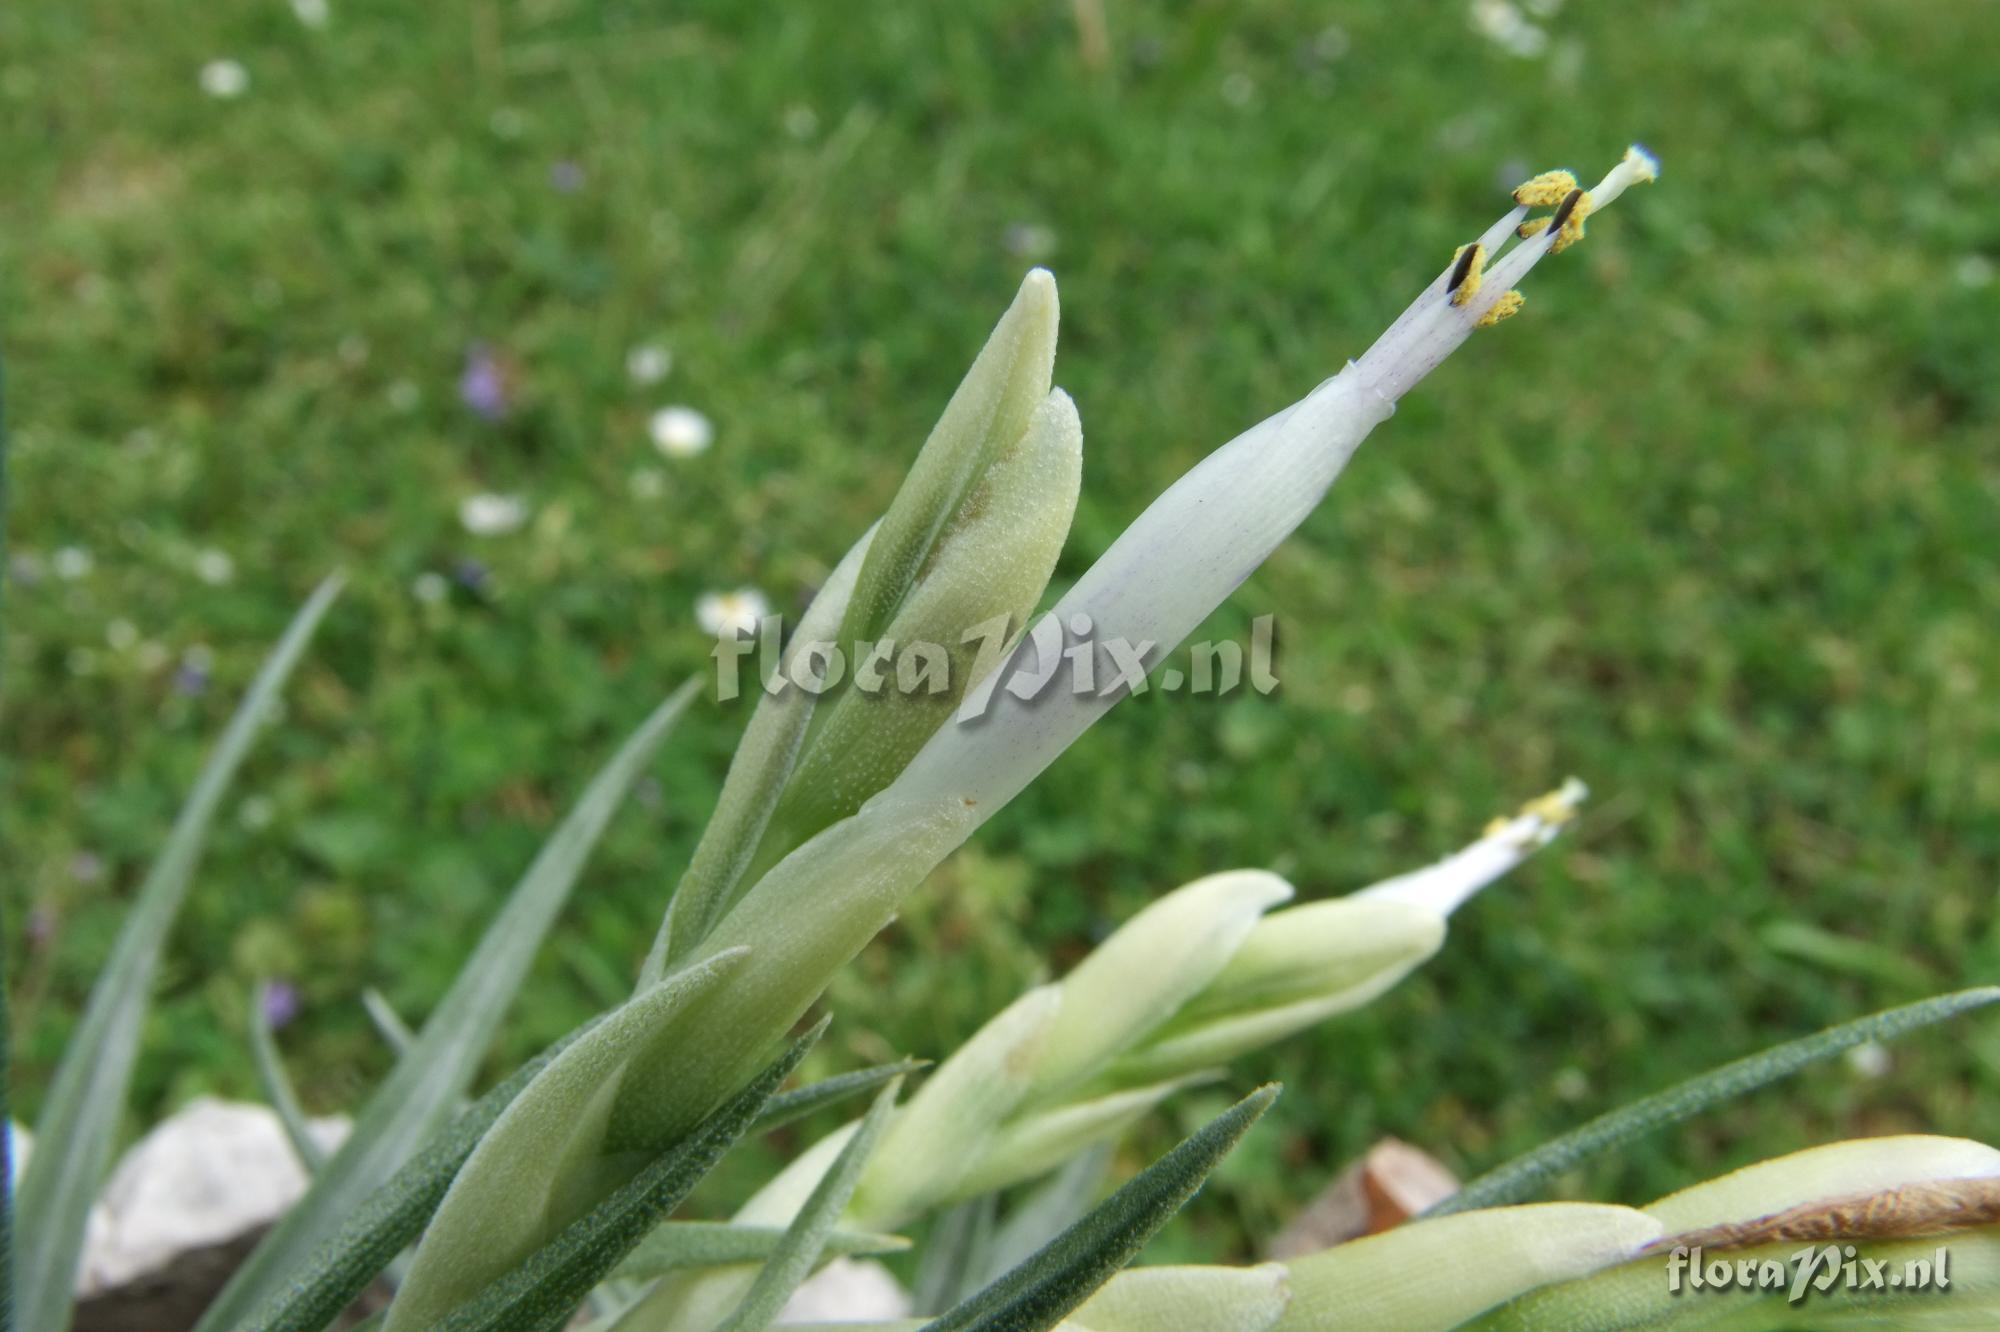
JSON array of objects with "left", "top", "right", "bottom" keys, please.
[
  {"left": 384, "top": 948, "right": 752, "bottom": 1331},
  {"left": 648, "top": 529, "right": 875, "bottom": 978},
  {"left": 927, "top": 1085, "right": 1278, "bottom": 1332},
  {"left": 1071, "top": 1263, "right": 1291, "bottom": 1332},
  {"left": 608, "top": 1221, "right": 908, "bottom": 1282},
  {"left": 1276, "top": 1203, "right": 1663, "bottom": 1331},
  {"left": 250, "top": 979, "right": 327, "bottom": 1171},
  {"left": 362, "top": 988, "right": 416, "bottom": 1056},
  {"left": 428, "top": 1019, "right": 823, "bottom": 1332},
  {"left": 609, "top": 794, "right": 988, "bottom": 1154},
  {"left": 233, "top": 1017, "right": 602, "bottom": 1332},
  {"left": 715, "top": 1077, "right": 904, "bottom": 1332},
  {"left": 14, "top": 573, "right": 343, "bottom": 1332},
  {"left": 951, "top": 1148, "right": 1113, "bottom": 1308},
  {"left": 606, "top": 1124, "right": 868, "bottom": 1332},
  {"left": 200, "top": 680, "right": 703, "bottom": 1331}
]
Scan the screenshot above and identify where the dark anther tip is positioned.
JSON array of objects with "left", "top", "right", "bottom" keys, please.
[
  {"left": 1550, "top": 188, "right": 1585, "bottom": 233},
  {"left": 1447, "top": 245, "right": 1481, "bottom": 294}
]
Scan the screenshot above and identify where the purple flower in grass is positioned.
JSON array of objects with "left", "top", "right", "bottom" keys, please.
[
  {"left": 261, "top": 979, "right": 302, "bottom": 1031},
  {"left": 459, "top": 344, "right": 512, "bottom": 422}
]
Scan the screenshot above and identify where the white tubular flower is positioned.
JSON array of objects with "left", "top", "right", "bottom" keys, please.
[
  {"left": 897, "top": 149, "right": 1658, "bottom": 811},
  {"left": 1353, "top": 776, "right": 1587, "bottom": 916},
  {"left": 640, "top": 153, "right": 1660, "bottom": 1152},
  {"left": 1113, "top": 782, "right": 1584, "bottom": 1083}
]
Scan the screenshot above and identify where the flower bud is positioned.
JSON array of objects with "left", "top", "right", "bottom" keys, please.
[
  {"left": 1030, "top": 870, "right": 1293, "bottom": 1100},
  {"left": 1277, "top": 1203, "right": 1662, "bottom": 1331}
]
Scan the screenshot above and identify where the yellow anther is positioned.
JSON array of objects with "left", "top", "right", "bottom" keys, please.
[
  {"left": 1482, "top": 815, "right": 1511, "bottom": 838},
  {"left": 1520, "top": 777, "right": 1588, "bottom": 826},
  {"left": 1512, "top": 169, "right": 1578, "bottom": 208},
  {"left": 1550, "top": 190, "right": 1595, "bottom": 254},
  {"left": 1515, "top": 216, "right": 1551, "bottom": 240},
  {"left": 1448, "top": 242, "right": 1487, "bottom": 307},
  {"left": 1474, "top": 290, "right": 1525, "bottom": 328}
]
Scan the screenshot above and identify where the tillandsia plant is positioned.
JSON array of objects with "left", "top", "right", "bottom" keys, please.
[
  {"left": 377, "top": 144, "right": 1667, "bottom": 1329},
  {"left": 26, "top": 139, "right": 1997, "bottom": 1332}
]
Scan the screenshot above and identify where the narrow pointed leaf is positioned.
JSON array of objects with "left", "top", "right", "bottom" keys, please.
[
  {"left": 14, "top": 573, "right": 343, "bottom": 1332},
  {"left": 236, "top": 1016, "right": 602, "bottom": 1332},
  {"left": 201, "top": 681, "right": 702, "bottom": 1331},
  {"left": 925, "top": 1084, "right": 1278, "bottom": 1332},
  {"left": 718, "top": 1076, "right": 904, "bottom": 1331},
  {"left": 386, "top": 950, "right": 753, "bottom": 1331},
  {"left": 362, "top": 989, "right": 416, "bottom": 1057},
  {"left": 1430, "top": 986, "right": 2000, "bottom": 1217},
  {"left": 647, "top": 527, "right": 875, "bottom": 978},
  {"left": 965, "top": 1147, "right": 1114, "bottom": 1305},
  {"left": 755, "top": 1058, "right": 929, "bottom": 1134},
  {"left": 432, "top": 1021, "right": 826, "bottom": 1332},
  {"left": 250, "top": 980, "right": 327, "bottom": 1170},
  {"left": 610, "top": 1222, "right": 909, "bottom": 1282}
]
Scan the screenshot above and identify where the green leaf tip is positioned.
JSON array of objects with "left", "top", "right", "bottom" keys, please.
[{"left": 925, "top": 1084, "right": 1279, "bottom": 1332}]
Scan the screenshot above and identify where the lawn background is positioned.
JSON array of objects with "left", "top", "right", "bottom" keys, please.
[{"left": 5, "top": 0, "right": 1998, "bottom": 1264}]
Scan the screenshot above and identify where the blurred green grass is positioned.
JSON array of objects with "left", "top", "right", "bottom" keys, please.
[{"left": 4, "top": 0, "right": 1998, "bottom": 1261}]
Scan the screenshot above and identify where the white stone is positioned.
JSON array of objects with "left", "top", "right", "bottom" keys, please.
[
  {"left": 76, "top": 1097, "right": 349, "bottom": 1295},
  {"left": 776, "top": 1257, "right": 912, "bottom": 1323}
]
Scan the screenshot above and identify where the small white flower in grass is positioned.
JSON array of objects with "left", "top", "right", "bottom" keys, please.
[
  {"left": 626, "top": 344, "right": 673, "bottom": 384},
  {"left": 290, "top": 0, "right": 330, "bottom": 28},
  {"left": 782, "top": 104, "right": 819, "bottom": 139},
  {"left": 696, "top": 587, "right": 770, "bottom": 638},
  {"left": 411, "top": 571, "right": 449, "bottom": 604},
  {"left": 199, "top": 59, "right": 249, "bottom": 98},
  {"left": 1845, "top": 1040, "right": 1892, "bottom": 1079},
  {"left": 52, "top": 546, "right": 93, "bottom": 580},
  {"left": 193, "top": 548, "right": 235, "bottom": 585},
  {"left": 650, "top": 405, "right": 713, "bottom": 458},
  {"left": 1470, "top": 0, "right": 1548, "bottom": 58},
  {"left": 458, "top": 493, "right": 529, "bottom": 536}
]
